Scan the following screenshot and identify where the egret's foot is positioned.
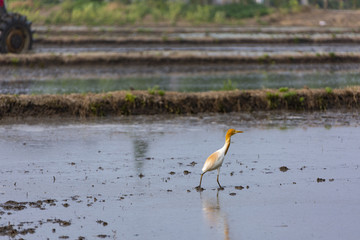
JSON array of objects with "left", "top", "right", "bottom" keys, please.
[
  {"left": 195, "top": 186, "right": 204, "bottom": 192},
  {"left": 217, "top": 187, "right": 224, "bottom": 191}
]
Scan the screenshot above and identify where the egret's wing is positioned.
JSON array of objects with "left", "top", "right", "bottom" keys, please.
[{"left": 202, "top": 151, "right": 219, "bottom": 173}]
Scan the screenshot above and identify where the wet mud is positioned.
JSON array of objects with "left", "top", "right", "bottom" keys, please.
[
  {"left": 1, "top": 52, "right": 360, "bottom": 66},
  {"left": 1, "top": 25, "right": 360, "bottom": 239},
  {"left": 33, "top": 26, "right": 360, "bottom": 36},
  {"left": 0, "top": 115, "right": 360, "bottom": 239},
  {"left": 1, "top": 87, "right": 360, "bottom": 118},
  {"left": 32, "top": 25, "right": 360, "bottom": 45},
  {"left": 280, "top": 166, "right": 290, "bottom": 172},
  {"left": 32, "top": 43, "right": 360, "bottom": 55},
  {"left": 34, "top": 35, "right": 360, "bottom": 45}
]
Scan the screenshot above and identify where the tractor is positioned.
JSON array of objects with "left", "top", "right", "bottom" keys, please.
[{"left": 0, "top": 0, "right": 33, "bottom": 53}]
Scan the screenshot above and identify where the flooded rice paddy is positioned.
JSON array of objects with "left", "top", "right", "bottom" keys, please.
[
  {"left": 1, "top": 113, "right": 360, "bottom": 239},
  {"left": 34, "top": 43, "right": 360, "bottom": 54},
  {"left": 2, "top": 64, "right": 360, "bottom": 94},
  {"left": 1, "top": 26, "right": 360, "bottom": 239}
]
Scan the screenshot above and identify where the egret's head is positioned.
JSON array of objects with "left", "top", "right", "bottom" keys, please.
[{"left": 227, "top": 129, "right": 243, "bottom": 137}]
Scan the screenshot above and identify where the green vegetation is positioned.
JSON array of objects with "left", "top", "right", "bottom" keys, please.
[
  {"left": 258, "top": 54, "right": 271, "bottom": 63},
  {"left": 10, "top": 57, "right": 20, "bottom": 65},
  {"left": 278, "top": 87, "right": 289, "bottom": 92},
  {"left": 289, "top": 0, "right": 301, "bottom": 12},
  {"left": 325, "top": 87, "right": 333, "bottom": 94},
  {"left": 90, "top": 102, "right": 104, "bottom": 116},
  {"left": 221, "top": 79, "right": 237, "bottom": 91},
  {"left": 7, "top": 0, "right": 360, "bottom": 27},
  {"left": 125, "top": 92, "right": 136, "bottom": 103},
  {"left": 148, "top": 85, "right": 165, "bottom": 96},
  {"left": 7, "top": 0, "right": 270, "bottom": 25},
  {"left": 329, "top": 52, "right": 336, "bottom": 58},
  {"left": 266, "top": 92, "right": 280, "bottom": 109},
  {"left": 283, "top": 91, "right": 297, "bottom": 99}
]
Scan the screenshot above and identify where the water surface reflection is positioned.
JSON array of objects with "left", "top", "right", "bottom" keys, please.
[
  {"left": 132, "top": 137, "right": 149, "bottom": 173},
  {"left": 3, "top": 70, "right": 360, "bottom": 94},
  {"left": 201, "top": 191, "right": 230, "bottom": 240}
]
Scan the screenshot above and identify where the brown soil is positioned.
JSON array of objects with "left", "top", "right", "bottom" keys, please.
[
  {"left": 34, "top": 35, "right": 360, "bottom": 45},
  {"left": 1, "top": 88, "right": 360, "bottom": 118},
  {"left": 317, "top": 178, "right": 326, "bottom": 182},
  {"left": 0, "top": 199, "right": 70, "bottom": 238},
  {"left": 32, "top": 25, "right": 360, "bottom": 37},
  {"left": 1, "top": 52, "right": 359, "bottom": 66},
  {"left": 279, "top": 166, "right": 289, "bottom": 172}
]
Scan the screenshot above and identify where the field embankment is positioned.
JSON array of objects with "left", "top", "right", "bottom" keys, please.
[
  {"left": 1, "top": 52, "right": 360, "bottom": 66},
  {"left": 34, "top": 35, "right": 360, "bottom": 45},
  {"left": 1, "top": 88, "right": 359, "bottom": 118}
]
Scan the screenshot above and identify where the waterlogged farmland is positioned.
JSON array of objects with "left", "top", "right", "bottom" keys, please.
[
  {"left": 1, "top": 26, "right": 360, "bottom": 239},
  {"left": 2, "top": 27, "right": 360, "bottom": 95},
  {"left": 2, "top": 66, "right": 360, "bottom": 94},
  {"left": 1, "top": 114, "right": 360, "bottom": 239}
]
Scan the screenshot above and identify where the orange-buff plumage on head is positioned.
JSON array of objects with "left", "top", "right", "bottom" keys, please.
[{"left": 196, "top": 128, "right": 243, "bottom": 190}]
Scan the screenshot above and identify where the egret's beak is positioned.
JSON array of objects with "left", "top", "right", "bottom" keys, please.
[{"left": 235, "top": 130, "right": 243, "bottom": 133}]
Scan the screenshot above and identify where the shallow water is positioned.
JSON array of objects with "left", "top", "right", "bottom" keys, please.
[
  {"left": 2, "top": 68, "right": 360, "bottom": 94},
  {"left": 171, "top": 32, "right": 360, "bottom": 40},
  {"left": 0, "top": 113, "right": 360, "bottom": 239},
  {"left": 34, "top": 43, "right": 360, "bottom": 54}
]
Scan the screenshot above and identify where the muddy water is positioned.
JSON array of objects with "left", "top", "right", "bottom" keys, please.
[
  {"left": 0, "top": 113, "right": 360, "bottom": 239},
  {"left": 168, "top": 32, "right": 360, "bottom": 41},
  {"left": 2, "top": 67, "right": 360, "bottom": 94},
  {"left": 34, "top": 43, "right": 360, "bottom": 54},
  {"left": 32, "top": 26, "right": 356, "bottom": 35}
]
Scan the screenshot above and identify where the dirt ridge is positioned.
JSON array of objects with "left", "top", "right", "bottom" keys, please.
[
  {"left": 1, "top": 88, "right": 359, "bottom": 118},
  {"left": 1, "top": 52, "right": 359, "bottom": 66},
  {"left": 34, "top": 36, "right": 360, "bottom": 45}
]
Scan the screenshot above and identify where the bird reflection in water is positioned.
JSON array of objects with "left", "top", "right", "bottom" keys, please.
[
  {"left": 132, "top": 138, "right": 149, "bottom": 173},
  {"left": 201, "top": 190, "right": 230, "bottom": 240}
]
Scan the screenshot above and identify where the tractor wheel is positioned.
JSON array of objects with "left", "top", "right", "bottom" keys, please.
[{"left": 0, "top": 13, "right": 33, "bottom": 54}]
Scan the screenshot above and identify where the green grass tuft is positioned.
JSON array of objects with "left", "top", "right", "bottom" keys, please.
[
  {"left": 125, "top": 92, "right": 136, "bottom": 103},
  {"left": 148, "top": 85, "right": 165, "bottom": 96},
  {"left": 279, "top": 87, "right": 289, "bottom": 92},
  {"left": 325, "top": 87, "right": 333, "bottom": 94},
  {"left": 221, "top": 79, "right": 237, "bottom": 91}
]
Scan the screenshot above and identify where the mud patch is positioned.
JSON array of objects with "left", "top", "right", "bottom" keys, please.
[
  {"left": 0, "top": 224, "right": 35, "bottom": 238},
  {"left": 279, "top": 166, "right": 289, "bottom": 172},
  {"left": 317, "top": 178, "right": 326, "bottom": 182},
  {"left": 0, "top": 199, "right": 56, "bottom": 212}
]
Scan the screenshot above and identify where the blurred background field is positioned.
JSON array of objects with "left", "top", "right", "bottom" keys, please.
[{"left": 7, "top": 0, "right": 360, "bottom": 26}]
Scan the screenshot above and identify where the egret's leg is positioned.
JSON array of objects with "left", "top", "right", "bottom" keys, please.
[
  {"left": 217, "top": 168, "right": 223, "bottom": 188},
  {"left": 198, "top": 173, "right": 204, "bottom": 188}
]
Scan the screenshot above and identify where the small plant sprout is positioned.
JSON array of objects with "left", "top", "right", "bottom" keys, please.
[
  {"left": 125, "top": 92, "right": 136, "bottom": 103},
  {"left": 279, "top": 87, "right": 289, "bottom": 92},
  {"left": 221, "top": 79, "right": 237, "bottom": 91},
  {"left": 148, "top": 85, "right": 165, "bottom": 96},
  {"left": 325, "top": 87, "right": 333, "bottom": 94}
]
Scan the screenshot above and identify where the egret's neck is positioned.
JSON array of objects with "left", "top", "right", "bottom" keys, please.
[{"left": 223, "top": 136, "right": 231, "bottom": 155}]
